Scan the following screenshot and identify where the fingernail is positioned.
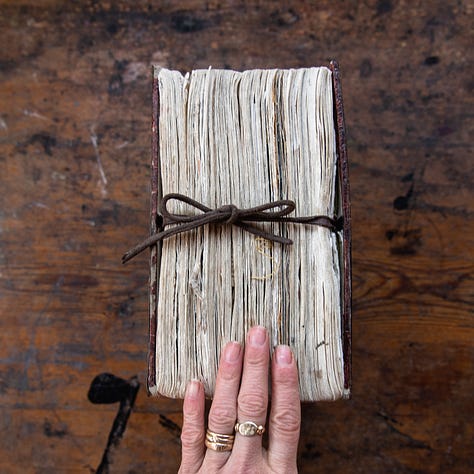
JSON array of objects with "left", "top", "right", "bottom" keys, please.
[
  {"left": 249, "top": 326, "right": 267, "bottom": 346},
  {"left": 187, "top": 379, "right": 200, "bottom": 399},
  {"left": 224, "top": 341, "right": 241, "bottom": 362},
  {"left": 276, "top": 345, "right": 292, "bottom": 366}
]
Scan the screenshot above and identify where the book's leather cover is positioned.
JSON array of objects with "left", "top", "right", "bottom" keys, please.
[
  {"left": 329, "top": 61, "right": 352, "bottom": 395},
  {"left": 147, "top": 62, "right": 352, "bottom": 398}
]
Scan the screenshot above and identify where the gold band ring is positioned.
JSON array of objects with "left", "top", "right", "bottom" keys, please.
[{"left": 205, "top": 429, "right": 235, "bottom": 452}]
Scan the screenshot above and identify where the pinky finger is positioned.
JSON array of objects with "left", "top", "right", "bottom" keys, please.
[{"left": 179, "top": 380, "right": 205, "bottom": 473}]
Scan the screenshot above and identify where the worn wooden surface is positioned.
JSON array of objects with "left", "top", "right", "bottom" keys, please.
[{"left": 0, "top": 1, "right": 472, "bottom": 473}]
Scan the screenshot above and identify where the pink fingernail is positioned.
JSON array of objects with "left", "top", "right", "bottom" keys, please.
[
  {"left": 249, "top": 326, "right": 267, "bottom": 346},
  {"left": 224, "top": 341, "right": 241, "bottom": 362},
  {"left": 187, "top": 380, "right": 200, "bottom": 398},
  {"left": 276, "top": 345, "right": 292, "bottom": 366}
]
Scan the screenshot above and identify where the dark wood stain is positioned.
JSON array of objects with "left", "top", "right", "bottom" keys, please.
[
  {"left": 424, "top": 55, "right": 440, "bottom": 65},
  {"left": 118, "top": 297, "right": 134, "bottom": 318},
  {"left": 170, "top": 11, "right": 208, "bottom": 33},
  {"left": 34, "top": 273, "right": 99, "bottom": 289},
  {"left": 43, "top": 420, "right": 68, "bottom": 438},
  {"left": 376, "top": 0, "right": 393, "bottom": 15},
  {"left": 359, "top": 58, "right": 373, "bottom": 78},
  {"left": 88, "top": 374, "right": 140, "bottom": 473},
  {"left": 27, "top": 133, "right": 57, "bottom": 156},
  {"left": 108, "top": 73, "right": 124, "bottom": 96}
]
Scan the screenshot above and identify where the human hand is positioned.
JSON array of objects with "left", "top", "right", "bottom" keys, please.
[{"left": 179, "top": 326, "right": 301, "bottom": 473}]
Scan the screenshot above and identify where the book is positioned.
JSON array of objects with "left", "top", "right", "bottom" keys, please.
[{"left": 131, "top": 63, "right": 351, "bottom": 402}]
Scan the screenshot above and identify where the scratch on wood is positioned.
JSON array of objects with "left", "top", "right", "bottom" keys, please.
[
  {"left": 90, "top": 125, "right": 108, "bottom": 197},
  {"left": 159, "top": 414, "right": 182, "bottom": 439},
  {"left": 23, "top": 109, "right": 50, "bottom": 121},
  {"left": 377, "top": 411, "right": 433, "bottom": 451}
]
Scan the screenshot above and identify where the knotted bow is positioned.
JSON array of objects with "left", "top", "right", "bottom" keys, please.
[{"left": 122, "top": 193, "right": 342, "bottom": 263}]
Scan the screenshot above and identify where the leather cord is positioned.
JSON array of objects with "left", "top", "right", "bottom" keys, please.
[{"left": 122, "top": 193, "right": 343, "bottom": 264}]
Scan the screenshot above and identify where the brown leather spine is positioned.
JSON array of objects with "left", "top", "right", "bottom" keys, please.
[
  {"left": 147, "top": 72, "right": 160, "bottom": 394},
  {"left": 330, "top": 60, "right": 352, "bottom": 396}
]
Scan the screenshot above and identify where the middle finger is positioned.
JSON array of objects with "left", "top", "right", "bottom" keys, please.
[{"left": 233, "top": 326, "right": 270, "bottom": 460}]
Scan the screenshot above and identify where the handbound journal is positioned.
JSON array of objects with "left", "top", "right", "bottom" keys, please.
[{"left": 124, "top": 62, "right": 351, "bottom": 402}]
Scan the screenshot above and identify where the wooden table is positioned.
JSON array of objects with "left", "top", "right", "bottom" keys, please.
[{"left": 1, "top": 1, "right": 472, "bottom": 472}]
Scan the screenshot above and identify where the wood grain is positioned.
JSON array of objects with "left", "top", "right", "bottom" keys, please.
[{"left": 0, "top": 1, "right": 472, "bottom": 472}]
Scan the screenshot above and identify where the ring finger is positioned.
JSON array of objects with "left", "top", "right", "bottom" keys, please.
[{"left": 205, "top": 340, "right": 243, "bottom": 468}]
